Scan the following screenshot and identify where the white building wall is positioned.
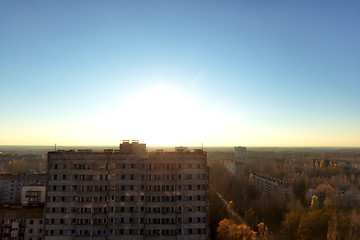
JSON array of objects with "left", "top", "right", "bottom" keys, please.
[{"left": 21, "top": 185, "right": 46, "bottom": 205}]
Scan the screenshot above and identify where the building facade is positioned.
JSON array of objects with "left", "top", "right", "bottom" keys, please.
[
  {"left": 234, "top": 147, "right": 246, "bottom": 158},
  {"left": 223, "top": 160, "right": 244, "bottom": 175},
  {"left": 0, "top": 174, "right": 46, "bottom": 203},
  {"left": 249, "top": 173, "right": 291, "bottom": 200},
  {"left": 0, "top": 207, "right": 44, "bottom": 240},
  {"left": 44, "top": 141, "right": 209, "bottom": 239},
  {"left": 21, "top": 185, "right": 46, "bottom": 206}
]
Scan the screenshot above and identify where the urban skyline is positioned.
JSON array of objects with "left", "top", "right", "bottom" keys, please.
[{"left": 1, "top": 1, "right": 359, "bottom": 147}]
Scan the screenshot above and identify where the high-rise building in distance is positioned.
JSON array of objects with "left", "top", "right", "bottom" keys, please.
[
  {"left": 223, "top": 159, "right": 244, "bottom": 175},
  {"left": 44, "top": 140, "right": 209, "bottom": 239},
  {"left": 234, "top": 146, "right": 246, "bottom": 158}
]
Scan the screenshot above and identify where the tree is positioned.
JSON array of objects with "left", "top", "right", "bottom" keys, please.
[
  {"left": 346, "top": 224, "right": 360, "bottom": 240},
  {"left": 327, "top": 213, "right": 339, "bottom": 240},
  {"left": 315, "top": 160, "right": 320, "bottom": 168},
  {"left": 297, "top": 209, "right": 331, "bottom": 240},
  {"left": 257, "top": 222, "right": 269, "bottom": 240},
  {"left": 310, "top": 195, "right": 319, "bottom": 209},
  {"left": 281, "top": 208, "right": 303, "bottom": 238},
  {"left": 244, "top": 208, "right": 256, "bottom": 230},
  {"left": 217, "top": 218, "right": 256, "bottom": 240}
]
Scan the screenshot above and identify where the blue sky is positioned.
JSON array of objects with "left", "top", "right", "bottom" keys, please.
[{"left": 1, "top": 1, "right": 359, "bottom": 146}]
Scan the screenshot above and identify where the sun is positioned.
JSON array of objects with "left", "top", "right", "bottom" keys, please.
[{"left": 103, "top": 86, "right": 211, "bottom": 146}]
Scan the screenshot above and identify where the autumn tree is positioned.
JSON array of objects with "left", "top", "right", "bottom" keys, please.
[
  {"left": 310, "top": 195, "right": 319, "bottom": 209},
  {"left": 257, "top": 222, "right": 269, "bottom": 240},
  {"left": 244, "top": 208, "right": 257, "bottom": 230},
  {"left": 297, "top": 209, "right": 331, "bottom": 240},
  {"left": 217, "top": 219, "right": 256, "bottom": 240}
]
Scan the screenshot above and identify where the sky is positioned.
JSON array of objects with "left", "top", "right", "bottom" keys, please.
[{"left": 0, "top": 1, "right": 359, "bottom": 147}]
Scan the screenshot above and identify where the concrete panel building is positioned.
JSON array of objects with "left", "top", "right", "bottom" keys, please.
[
  {"left": 0, "top": 207, "right": 44, "bottom": 240},
  {"left": 44, "top": 141, "right": 209, "bottom": 239},
  {"left": 249, "top": 173, "right": 291, "bottom": 200},
  {"left": 234, "top": 147, "right": 246, "bottom": 158},
  {"left": 0, "top": 174, "right": 46, "bottom": 203},
  {"left": 223, "top": 160, "right": 244, "bottom": 175}
]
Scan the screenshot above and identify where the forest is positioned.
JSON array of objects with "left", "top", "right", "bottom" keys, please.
[{"left": 208, "top": 149, "right": 360, "bottom": 239}]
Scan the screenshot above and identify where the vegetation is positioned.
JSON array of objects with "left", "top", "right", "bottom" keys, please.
[
  {"left": 0, "top": 153, "right": 46, "bottom": 174},
  {"left": 208, "top": 149, "right": 360, "bottom": 239}
]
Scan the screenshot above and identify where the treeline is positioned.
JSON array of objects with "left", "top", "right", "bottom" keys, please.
[
  {"left": 208, "top": 150, "right": 360, "bottom": 239},
  {"left": 0, "top": 154, "right": 47, "bottom": 174}
]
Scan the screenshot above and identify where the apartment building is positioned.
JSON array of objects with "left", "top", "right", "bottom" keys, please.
[
  {"left": 249, "top": 173, "right": 291, "bottom": 200},
  {"left": 234, "top": 147, "right": 246, "bottom": 158},
  {"left": 44, "top": 140, "right": 209, "bottom": 240},
  {"left": 0, "top": 207, "right": 44, "bottom": 240},
  {"left": 223, "top": 159, "right": 244, "bottom": 175},
  {"left": 0, "top": 174, "right": 46, "bottom": 203}
]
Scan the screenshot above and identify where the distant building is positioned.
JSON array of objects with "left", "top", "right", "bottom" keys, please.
[
  {"left": 44, "top": 140, "right": 209, "bottom": 239},
  {"left": 223, "top": 159, "right": 244, "bottom": 175},
  {"left": 309, "top": 187, "right": 360, "bottom": 208},
  {"left": 0, "top": 174, "right": 46, "bottom": 202},
  {"left": 21, "top": 184, "right": 46, "bottom": 206},
  {"left": 0, "top": 206, "right": 44, "bottom": 240},
  {"left": 234, "top": 146, "right": 246, "bottom": 158},
  {"left": 351, "top": 162, "right": 360, "bottom": 170},
  {"left": 249, "top": 173, "right": 291, "bottom": 199},
  {"left": 313, "top": 159, "right": 360, "bottom": 170}
]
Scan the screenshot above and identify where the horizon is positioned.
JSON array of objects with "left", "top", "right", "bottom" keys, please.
[
  {"left": 1, "top": 1, "right": 359, "bottom": 147},
  {"left": 1, "top": 144, "right": 360, "bottom": 149}
]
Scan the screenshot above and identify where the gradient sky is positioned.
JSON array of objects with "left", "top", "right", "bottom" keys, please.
[{"left": 0, "top": 1, "right": 359, "bottom": 147}]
